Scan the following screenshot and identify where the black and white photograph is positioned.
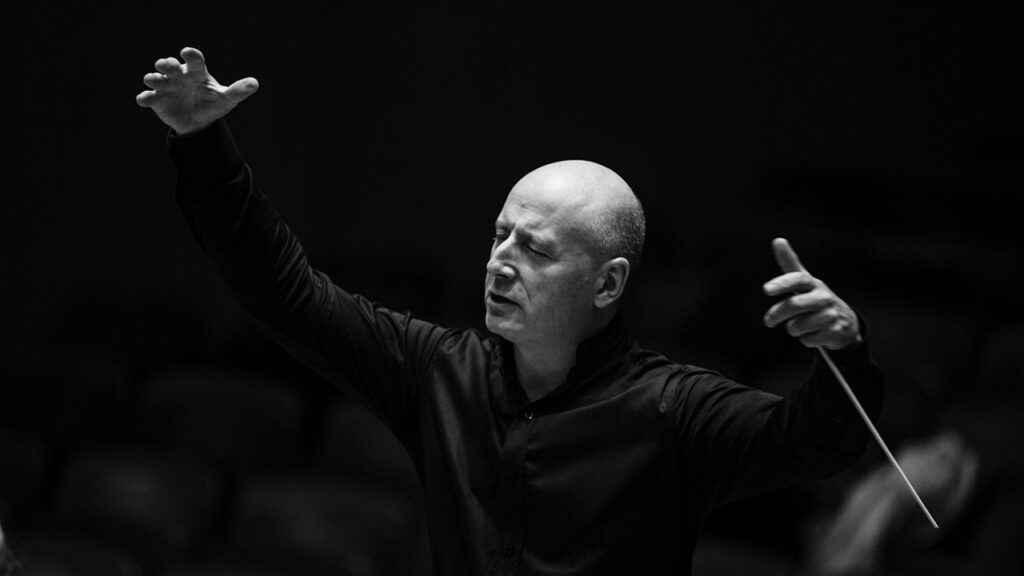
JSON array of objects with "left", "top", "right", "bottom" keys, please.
[{"left": 2, "top": 3, "right": 1021, "bottom": 575}]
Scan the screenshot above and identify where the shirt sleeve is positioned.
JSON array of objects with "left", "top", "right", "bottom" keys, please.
[
  {"left": 167, "top": 119, "right": 447, "bottom": 443},
  {"left": 675, "top": 337, "right": 883, "bottom": 508}
]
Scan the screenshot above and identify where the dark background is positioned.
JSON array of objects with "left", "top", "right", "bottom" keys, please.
[
  {"left": 3, "top": 1, "right": 1020, "bottom": 351},
  {"left": 2, "top": 2, "right": 1022, "bottom": 574}
]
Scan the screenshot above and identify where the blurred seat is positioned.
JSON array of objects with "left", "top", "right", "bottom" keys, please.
[
  {"left": 0, "top": 428, "right": 51, "bottom": 528},
  {"left": 314, "top": 398, "right": 419, "bottom": 492},
  {"left": 800, "top": 430, "right": 980, "bottom": 576},
  {"left": 691, "top": 535, "right": 793, "bottom": 576},
  {"left": 973, "top": 320, "right": 1024, "bottom": 398},
  {"left": 935, "top": 320, "right": 1024, "bottom": 482},
  {"left": 0, "top": 346, "right": 136, "bottom": 449},
  {"left": 50, "top": 445, "right": 227, "bottom": 570},
  {"left": 11, "top": 530, "right": 143, "bottom": 576},
  {"left": 313, "top": 400, "right": 432, "bottom": 575},
  {"left": 861, "top": 297, "right": 980, "bottom": 400},
  {"left": 44, "top": 296, "right": 205, "bottom": 372},
  {"left": 220, "top": 470, "right": 422, "bottom": 576},
  {"left": 849, "top": 296, "right": 981, "bottom": 451},
  {"left": 138, "top": 362, "right": 307, "bottom": 472},
  {"left": 161, "top": 558, "right": 301, "bottom": 576}
]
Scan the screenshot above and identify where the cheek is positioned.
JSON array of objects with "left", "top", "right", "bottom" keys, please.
[{"left": 532, "top": 272, "right": 592, "bottom": 315}]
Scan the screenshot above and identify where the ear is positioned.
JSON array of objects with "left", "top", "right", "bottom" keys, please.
[{"left": 593, "top": 257, "right": 631, "bottom": 309}]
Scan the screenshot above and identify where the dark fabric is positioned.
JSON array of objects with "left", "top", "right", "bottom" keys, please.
[{"left": 169, "top": 119, "right": 883, "bottom": 576}]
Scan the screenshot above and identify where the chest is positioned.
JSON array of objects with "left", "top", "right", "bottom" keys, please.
[{"left": 427, "top": 358, "right": 681, "bottom": 520}]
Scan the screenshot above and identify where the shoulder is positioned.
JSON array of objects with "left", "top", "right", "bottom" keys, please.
[
  {"left": 425, "top": 326, "right": 504, "bottom": 374},
  {"left": 434, "top": 326, "right": 496, "bottom": 354},
  {"left": 628, "top": 344, "right": 729, "bottom": 388},
  {"left": 626, "top": 344, "right": 762, "bottom": 411}
]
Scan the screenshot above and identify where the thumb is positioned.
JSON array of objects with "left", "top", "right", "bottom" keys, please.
[
  {"left": 772, "top": 237, "right": 807, "bottom": 273},
  {"left": 225, "top": 77, "right": 260, "bottom": 102}
]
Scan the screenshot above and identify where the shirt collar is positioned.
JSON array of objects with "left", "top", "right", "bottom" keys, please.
[
  {"left": 568, "top": 313, "right": 630, "bottom": 384},
  {"left": 495, "top": 314, "right": 632, "bottom": 406}
]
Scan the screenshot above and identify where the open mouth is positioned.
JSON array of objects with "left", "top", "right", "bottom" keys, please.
[{"left": 489, "top": 293, "right": 517, "bottom": 306}]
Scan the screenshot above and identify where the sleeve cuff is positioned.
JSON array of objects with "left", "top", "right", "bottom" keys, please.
[
  {"left": 812, "top": 310, "right": 880, "bottom": 407},
  {"left": 166, "top": 119, "right": 245, "bottom": 197}
]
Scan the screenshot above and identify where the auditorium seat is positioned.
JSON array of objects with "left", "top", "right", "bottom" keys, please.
[
  {"left": 691, "top": 535, "right": 794, "bottom": 576},
  {"left": 161, "top": 558, "right": 307, "bottom": 576},
  {"left": 220, "top": 470, "right": 422, "bottom": 576},
  {"left": 314, "top": 397, "right": 420, "bottom": 492},
  {"left": 138, "top": 362, "right": 308, "bottom": 472},
  {"left": 313, "top": 398, "right": 432, "bottom": 574},
  {"left": 973, "top": 320, "right": 1024, "bottom": 398},
  {"left": 0, "top": 346, "right": 136, "bottom": 449},
  {"left": 842, "top": 296, "right": 980, "bottom": 453},
  {"left": 44, "top": 297, "right": 206, "bottom": 371},
  {"left": 0, "top": 428, "right": 50, "bottom": 528},
  {"left": 11, "top": 530, "right": 144, "bottom": 576},
  {"left": 860, "top": 297, "right": 980, "bottom": 400},
  {"left": 50, "top": 445, "right": 227, "bottom": 570}
]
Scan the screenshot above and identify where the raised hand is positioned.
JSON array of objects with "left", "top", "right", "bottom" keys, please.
[
  {"left": 762, "top": 238, "right": 862, "bottom": 350},
  {"left": 136, "top": 47, "right": 259, "bottom": 135}
]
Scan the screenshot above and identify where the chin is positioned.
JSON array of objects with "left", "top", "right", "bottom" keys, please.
[{"left": 485, "top": 314, "right": 522, "bottom": 342}]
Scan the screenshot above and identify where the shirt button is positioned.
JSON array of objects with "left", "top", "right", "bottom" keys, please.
[
  {"left": 523, "top": 410, "right": 534, "bottom": 421},
  {"left": 504, "top": 544, "right": 515, "bottom": 557}
]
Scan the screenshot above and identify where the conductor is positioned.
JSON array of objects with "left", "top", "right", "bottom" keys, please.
[{"left": 138, "top": 47, "right": 882, "bottom": 575}]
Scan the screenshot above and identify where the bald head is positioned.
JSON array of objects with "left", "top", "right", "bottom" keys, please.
[
  {"left": 486, "top": 160, "right": 645, "bottom": 345},
  {"left": 511, "top": 160, "right": 646, "bottom": 270}
]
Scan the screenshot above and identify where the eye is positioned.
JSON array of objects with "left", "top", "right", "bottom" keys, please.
[{"left": 527, "top": 245, "right": 550, "bottom": 259}]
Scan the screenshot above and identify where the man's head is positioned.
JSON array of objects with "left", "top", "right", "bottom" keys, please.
[{"left": 484, "top": 160, "right": 645, "bottom": 349}]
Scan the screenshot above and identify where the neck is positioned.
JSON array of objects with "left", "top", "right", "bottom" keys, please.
[
  {"left": 513, "top": 339, "right": 577, "bottom": 403},
  {"left": 512, "top": 312, "right": 615, "bottom": 402}
]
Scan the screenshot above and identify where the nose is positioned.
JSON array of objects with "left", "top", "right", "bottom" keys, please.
[{"left": 486, "top": 237, "right": 515, "bottom": 280}]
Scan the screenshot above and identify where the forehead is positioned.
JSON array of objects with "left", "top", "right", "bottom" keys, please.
[{"left": 496, "top": 173, "right": 594, "bottom": 242}]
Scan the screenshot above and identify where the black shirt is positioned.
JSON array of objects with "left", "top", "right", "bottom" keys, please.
[{"left": 169, "top": 120, "right": 883, "bottom": 575}]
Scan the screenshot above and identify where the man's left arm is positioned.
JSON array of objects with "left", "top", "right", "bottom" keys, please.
[
  {"left": 758, "top": 237, "right": 884, "bottom": 486},
  {"left": 684, "top": 238, "right": 884, "bottom": 505}
]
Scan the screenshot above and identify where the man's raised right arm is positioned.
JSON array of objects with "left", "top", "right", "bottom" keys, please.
[
  {"left": 137, "top": 49, "right": 444, "bottom": 434},
  {"left": 136, "top": 47, "right": 308, "bottom": 324}
]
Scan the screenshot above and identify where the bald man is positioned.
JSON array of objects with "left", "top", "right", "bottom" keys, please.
[
  {"left": 139, "top": 48, "right": 882, "bottom": 575},
  {"left": 485, "top": 159, "right": 645, "bottom": 402}
]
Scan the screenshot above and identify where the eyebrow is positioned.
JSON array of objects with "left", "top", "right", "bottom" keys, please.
[{"left": 494, "top": 220, "right": 556, "bottom": 252}]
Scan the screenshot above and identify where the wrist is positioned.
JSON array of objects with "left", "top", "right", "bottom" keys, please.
[{"left": 172, "top": 122, "right": 213, "bottom": 138}]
